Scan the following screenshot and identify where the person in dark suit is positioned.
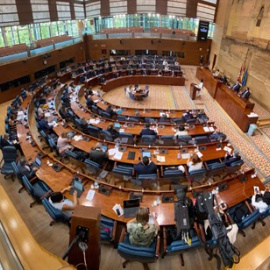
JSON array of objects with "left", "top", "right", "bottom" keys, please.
[
  {"left": 1, "top": 133, "right": 13, "bottom": 148},
  {"left": 231, "top": 81, "right": 241, "bottom": 93},
  {"left": 140, "top": 123, "right": 157, "bottom": 136},
  {"left": 89, "top": 142, "right": 108, "bottom": 166},
  {"left": 17, "top": 157, "right": 38, "bottom": 179},
  {"left": 107, "top": 123, "right": 119, "bottom": 139},
  {"left": 240, "top": 87, "right": 251, "bottom": 99},
  {"left": 38, "top": 117, "right": 53, "bottom": 132},
  {"left": 134, "top": 156, "right": 157, "bottom": 175},
  {"left": 106, "top": 105, "right": 116, "bottom": 118},
  {"left": 224, "top": 151, "right": 241, "bottom": 166}
]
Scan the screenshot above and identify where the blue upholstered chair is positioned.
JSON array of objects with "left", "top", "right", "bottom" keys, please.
[
  {"left": 223, "top": 159, "right": 244, "bottom": 179},
  {"left": 22, "top": 175, "right": 52, "bottom": 208},
  {"left": 162, "top": 227, "right": 201, "bottom": 266},
  {"left": 226, "top": 202, "right": 262, "bottom": 237},
  {"left": 160, "top": 135, "right": 175, "bottom": 146},
  {"left": 118, "top": 227, "right": 160, "bottom": 270},
  {"left": 100, "top": 130, "right": 114, "bottom": 142},
  {"left": 42, "top": 197, "right": 71, "bottom": 226},
  {"left": 206, "top": 162, "right": 226, "bottom": 181},
  {"left": 141, "top": 135, "right": 157, "bottom": 145},
  {"left": 86, "top": 125, "right": 100, "bottom": 138},
  {"left": 112, "top": 163, "right": 134, "bottom": 177},
  {"left": 119, "top": 132, "right": 134, "bottom": 144},
  {"left": 100, "top": 215, "right": 117, "bottom": 243},
  {"left": 1, "top": 146, "right": 17, "bottom": 180},
  {"left": 84, "top": 159, "right": 101, "bottom": 174},
  {"left": 188, "top": 168, "right": 207, "bottom": 186},
  {"left": 194, "top": 135, "right": 210, "bottom": 144}
]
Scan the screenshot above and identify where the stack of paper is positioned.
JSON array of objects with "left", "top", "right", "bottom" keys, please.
[
  {"left": 73, "top": 135, "right": 83, "bottom": 141},
  {"left": 86, "top": 190, "right": 95, "bottom": 201},
  {"left": 203, "top": 126, "right": 210, "bottom": 132},
  {"left": 157, "top": 156, "right": 165, "bottom": 162},
  {"left": 209, "top": 127, "right": 215, "bottom": 132}
]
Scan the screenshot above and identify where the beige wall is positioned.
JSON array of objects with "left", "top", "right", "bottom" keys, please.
[{"left": 216, "top": 0, "right": 270, "bottom": 111}]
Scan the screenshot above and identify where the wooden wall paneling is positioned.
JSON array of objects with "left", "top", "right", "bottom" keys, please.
[
  {"left": 16, "top": 0, "right": 33, "bottom": 25},
  {"left": 87, "top": 36, "right": 212, "bottom": 66},
  {"left": 48, "top": 0, "right": 58, "bottom": 21},
  {"left": 0, "top": 42, "right": 85, "bottom": 104},
  {"left": 186, "top": 0, "right": 198, "bottom": 18},
  {"left": 127, "top": 0, "right": 137, "bottom": 14},
  {"left": 156, "top": 0, "right": 167, "bottom": 15},
  {"left": 100, "top": 0, "right": 110, "bottom": 17}
]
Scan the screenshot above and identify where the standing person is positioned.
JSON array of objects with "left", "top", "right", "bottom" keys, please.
[
  {"left": 196, "top": 79, "right": 204, "bottom": 97},
  {"left": 127, "top": 207, "right": 159, "bottom": 247}
]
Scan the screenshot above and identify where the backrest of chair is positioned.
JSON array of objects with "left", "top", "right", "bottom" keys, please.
[
  {"left": 112, "top": 166, "right": 133, "bottom": 176},
  {"left": 65, "top": 150, "right": 79, "bottom": 160},
  {"left": 101, "top": 111, "right": 111, "bottom": 119},
  {"left": 189, "top": 168, "right": 207, "bottom": 181},
  {"left": 138, "top": 173, "right": 157, "bottom": 180},
  {"left": 160, "top": 135, "right": 174, "bottom": 141},
  {"left": 230, "top": 159, "right": 244, "bottom": 168},
  {"left": 87, "top": 125, "right": 100, "bottom": 137},
  {"left": 2, "top": 146, "right": 17, "bottom": 163},
  {"left": 22, "top": 175, "right": 34, "bottom": 195},
  {"left": 194, "top": 136, "right": 209, "bottom": 144},
  {"left": 84, "top": 159, "right": 100, "bottom": 173},
  {"left": 163, "top": 169, "right": 184, "bottom": 178},
  {"left": 11, "top": 161, "right": 22, "bottom": 181},
  {"left": 101, "top": 130, "right": 113, "bottom": 141},
  {"left": 41, "top": 198, "right": 69, "bottom": 222},
  {"left": 117, "top": 115, "right": 128, "bottom": 121},
  {"left": 120, "top": 132, "right": 133, "bottom": 138},
  {"left": 142, "top": 135, "right": 156, "bottom": 144}
]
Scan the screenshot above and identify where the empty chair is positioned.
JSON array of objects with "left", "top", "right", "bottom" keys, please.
[
  {"left": 188, "top": 168, "right": 207, "bottom": 186},
  {"left": 100, "top": 130, "right": 114, "bottom": 142},
  {"left": 141, "top": 135, "right": 157, "bottom": 145},
  {"left": 22, "top": 175, "right": 52, "bottom": 208},
  {"left": 112, "top": 163, "right": 134, "bottom": 177},
  {"left": 91, "top": 105, "right": 99, "bottom": 115},
  {"left": 194, "top": 135, "right": 210, "bottom": 145},
  {"left": 84, "top": 159, "right": 101, "bottom": 174},
  {"left": 223, "top": 159, "right": 244, "bottom": 179},
  {"left": 11, "top": 161, "right": 30, "bottom": 193},
  {"left": 118, "top": 227, "right": 160, "bottom": 270},
  {"left": 172, "top": 118, "right": 184, "bottom": 125},
  {"left": 1, "top": 146, "right": 17, "bottom": 180},
  {"left": 226, "top": 202, "right": 262, "bottom": 237},
  {"left": 42, "top": 197, "right": 71, "bottom": 226},
  {"left": 86, "top": 125, "right": 100, "bottom": 138},
  {"left": 160, "top": 135, "right": 175, "bottom": 146},
  {"left": 119, "top": 132, "right": 134, "bottom": 144},
  {"left": 206, "top": 162, "right": 226, "bottom": 180},
  {"left": 175, "top": 135, "right": 192, "bottom": 146},
  {"left": 100, "top": 215, "right": 117, "bottom": 243},
  {"left": 117, "top": 115, "right": 128, "bottom": 122},
  {"left": 100, "top": 110, "right": 112, "bottom": 119},
  {"left": 128, "top": 116, "right": 139, "bottom": 123},
  {"left": 145, "top": 117, "right": 156, "bottom": 124}
]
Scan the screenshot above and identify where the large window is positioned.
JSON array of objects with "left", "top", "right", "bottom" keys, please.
[
  {"left": 18, "top": 25, "right": 31, "bottom": 45},
  {"left": 40, "top": 22, "right": 50, "bottom": 39}
]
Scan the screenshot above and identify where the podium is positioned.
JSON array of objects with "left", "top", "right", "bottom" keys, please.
[
  {"left": 190, "top": 83, "right": 200, "bottom": 100},
  {"left": 68, "top": 206, "right": 101, "bottom": 270}
]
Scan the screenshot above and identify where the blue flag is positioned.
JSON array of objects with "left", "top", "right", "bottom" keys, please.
[{"left": 242, "top": 69, "right": 248, "bottom": 86}]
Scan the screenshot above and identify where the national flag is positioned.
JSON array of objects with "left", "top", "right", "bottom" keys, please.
[{"left": 241, "top": 69, "right": 248, "bottom": 86}]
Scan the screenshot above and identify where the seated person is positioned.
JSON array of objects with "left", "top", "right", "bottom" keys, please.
[
  {"left": 86, "top": 96, "right": 94, "bottom": 108},
  {"left": 174, "top": 125, "right": 188, "bottom": 138},
  {"left": 38, "top": 116, "right": 54, "bottom": 132},
  {"left": 182, "top": 111, "right": 194, "bottom": 123},
  {"left": 57, "top": 132, "right": 72, "bottom": 155},
  {"left": 231, "top": 81, "right": 241, "bottom": 93},
  {"left": 212, "top": 69, "right": 220, "bottom": 77},
  {"left": 239, "top": 87, "right": 251, "bottom": 99},
  {"left": 1, "top": 133, "right": 13, "bottom": 147},
  {"left": 80, "top": 117, "right": 88, "bottom": 130},
  {"left": 140, "top": 123, "right": 157, "bottom": 136},
  {"left": 8, "top": 114, "right": 17, "bottom": 129},
  {"left": 89, "top": 142, "right": 108, "bottom": 166},
  {"left": 37, "top": 105, "right": 45, "bottom": 119},
  {"left": 48, "top": 186, "right": 79, "bottom": 221},
  {"left": 251, "top": 187, "right": 269, "bottom": 213},
  {"left": 224, "top": 150, "right": 241, "bottom": 166},
  {"left": 17, "top": 157, "right": 38, "bottom": 179},
  {"left": 134, "top": 156, "right": 157, "bottom": 175},
  {"left": 127, "top": 207, "right": 159, "bottom": 247},
  {"left": 220, "top": 75, "right": 228, "bottom": 84},
  {"left": 187, "top": 154, "right": 203, "bottom": 173},
  {"left": 107, "top": 123, "right": 119, "bottom": 139},
  {"left": 105, "top": 105, "right": 116, "bottom": 118}
]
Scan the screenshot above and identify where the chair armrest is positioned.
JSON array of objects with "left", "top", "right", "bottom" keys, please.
[
  {"left": 40, "top": 189, "right": 53, "bottom": 200},
  {"left": 111, "top": 221, "right": 117, "bottom": 241},
  {"left": 160, "top": 166, "right": 164, "bottom": 177},
  {"left": 245, "top": 200, "right": 254, "bottom": 213},
  {"left": 119, "top": 226, "right": 127, "bottom": 243},
  {"left": 102, "top": 161, "right": 109, "bottom": 170},
  {"left": 224, "top": 211, "right": 234, "bottom": 225},
  {"left": 155, "top": 233, "right": 160, "bottom": 259},
  {"left": 29, "top": 176, "right": 38, "bottom": 183},
  {"left": 162, "top": 227, "right": 167, "bottom": 253},
  {"left": 113, "top": 161, "right": 117, "bottom": 168},
  {"left": 198, "top": 223, "right": 206, "bottom": 243},
  {"left": 204, "top": 162, "right": 209, "bottom": 170},
  {"left": 157, "top": 168, "right": 160, "bottom": 178}
]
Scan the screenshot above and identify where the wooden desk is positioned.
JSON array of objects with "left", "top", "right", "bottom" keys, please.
[
  {"left": 196, "top": 67, "right": 258, "bottom": 132},
  {"left": 190, "top": 83, "right": 200, "bottom": 100}
]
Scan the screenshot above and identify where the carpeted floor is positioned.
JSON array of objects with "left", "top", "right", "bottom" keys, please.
[{"left": 102, "top": 66, "right": 270, "bottom": 182}]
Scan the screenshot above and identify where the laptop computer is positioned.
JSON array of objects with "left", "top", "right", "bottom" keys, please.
[
  {"left": 142, "top": 151, "right": 151, "bottom": 158},
  {"left": 70, "top": 180, "right": 84, "bottom": 198},
  {"left": 123, "top": 198, "right": 140, "bottom": 218},
  {"left": 32, "top": 157, "right": 42, "bottom": 168}
]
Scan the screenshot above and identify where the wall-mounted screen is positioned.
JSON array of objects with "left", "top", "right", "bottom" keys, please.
[{"left": 197, "top": 20, "right": 209, "bottom": 41}]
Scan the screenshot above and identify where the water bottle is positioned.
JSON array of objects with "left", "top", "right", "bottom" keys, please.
[{"left": 156, "top": 196, "right": 161, "bottom": 205}]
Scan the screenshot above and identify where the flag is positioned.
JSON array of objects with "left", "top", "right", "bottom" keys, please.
[
  {"left": 237, "top": 65, "right": 242, "bottom": 82},
  {"left": 241, "top": 69, "right": 248, "bottom": 86}
]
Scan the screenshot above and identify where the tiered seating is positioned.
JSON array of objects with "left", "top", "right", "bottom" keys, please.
[
  {"left": 0, "top": 43, "right": 28, "bottom": 57},
  {"left": 36, "top": 35, "right": 72, "bottom": 48}
]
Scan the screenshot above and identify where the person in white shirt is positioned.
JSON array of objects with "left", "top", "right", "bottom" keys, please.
[
  {"left": 187, "top": 153, "right": 203, "bottom": 172},
  {"left": 251, "top": 188, "right": 268, "bottom": 213},
  {"left": 174, "top": 126, "right": 188, "bottom": 138},
  {"left": 196, "top": 79, "right": 204, "bottom": 97}
]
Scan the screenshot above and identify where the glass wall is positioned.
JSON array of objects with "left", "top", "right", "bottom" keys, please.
[
  {"left": 90, "top": 14, "right": 214, "bottom": 38},
  {"left": 0, "top": 20, "right": 80, "bottom": 48}
]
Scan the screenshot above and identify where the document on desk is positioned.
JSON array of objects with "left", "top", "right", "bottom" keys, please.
[
  {"left": 89, "top": 119, "right": 100, "bottom": 124},
  {"left": 44, "top": 112, "right": 51, "bottom": 117},
  {"left": 108, "top": 148, "right": 117, "bottom": 156},
  {"left": 209, "top": 127, "right": 215, "bottom": 132},
  {"left": 73, "top": 135, "right": 83, "bottom": 141},
  {"left": 119, "top": 129, "right": 125, "bottom": 133},
  {"left": 203, "top": 126, "right": 210, "bottom": 132},
  {"left": 182, "top": 153, "right": 190, "bottom": 159},
  {"left": 223, "top": 146, "right": 232, "bottom": 154},
  {"left": 157, "top": 155, "right": 165, "bottom": 162},
  {"left": 196, "top": 151, "right": 203, "bottom": 158},
  {"left": 114, "top": 151, "right": 123, "bottom": 160},
  {"left": 86, "top": 190, "right": 95, "bottom": 201}
]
